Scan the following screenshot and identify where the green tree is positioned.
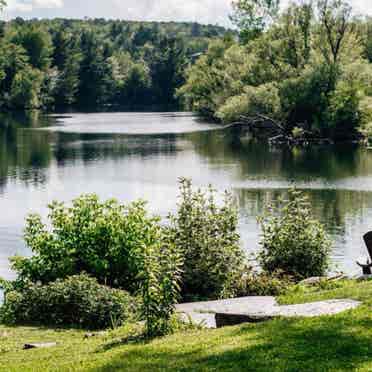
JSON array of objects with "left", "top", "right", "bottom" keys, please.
[
  {"left": 138, "top": 234, "right": 183, "bottom": 337},
  {"left": 366, "top": 19, "right": 372, "bottom": 62},
  {"left": 11, "top": 25, "right": 53, "bottom": 71},
  {"left": 77, "top": 30, "right": 113, "bottom": 106},
  {"left": 150, "top": 37, "right": 186, "bottom": 106},
  {"left": 108, "top": 52, "right": 151, "bottom": 105},
  {"left": 231, "top": 0, "right": 280, "bottom": 42},
  {"left": 9, "top": 65, "right": 43, "bottom": 109},
  {"left": 169, "top": 178, "right": 245, "bottom": 300},
  {"left": 52, "top": 30, "right": 82, "bottom": 106},
  {"left": 317, "top": 0, "right": 353, "bottom": 64},
  {"left": 258, "top": 189, "right": 331, "bottom": 280},
  {"left": 0, "top": 42, "right": 28, "bottom": 103}
]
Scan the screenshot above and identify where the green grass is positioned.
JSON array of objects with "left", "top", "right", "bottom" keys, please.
[{"left": 1, "top": 279, "right": 372, "bottom": 371}]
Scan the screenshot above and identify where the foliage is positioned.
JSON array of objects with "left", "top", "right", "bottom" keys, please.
[
  {"left": 180, "top": 0, "right": 372, "bottom": 141},
  {"left": 258, "top": 189, "right": 331, "bottom": 280},
  {"left": 0, "top": 274, "right": 136, "bottom": 329},
  {"left": 108, "top": 51, "right": 150, "bottom": 105},
  {"left": 9, "top": 65, "right": 43, "bottom": 109},
  {"left": 231, "top": 0, "right": 280, "bottom": 42},
  {"left": 10, "top": 25, "right": 53, "bottom": 71},
  {"left": 138, "top": 235, "right": 183, "bottom": 337},
  {"left": 168, "top": 178, "right": 246, "bottom": 300},
  {"left": 234, "top": 270, "right": 292, "bottom": 297},
  {"left": 316, "top": 0, "right": 352, "bottom": 64},
  {"left": 217, "top": 82, "right": 281, "bottom": 123},
  {"left": 11, "top": 194, "right": 164, "bottom": 292},
  {"left": 0, "top": 18, "right": 228, "bottom": 110}
]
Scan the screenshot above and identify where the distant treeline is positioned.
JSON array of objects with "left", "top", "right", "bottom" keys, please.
[{"left": 0, "top": 18, "right": 231, "bottom": 111}]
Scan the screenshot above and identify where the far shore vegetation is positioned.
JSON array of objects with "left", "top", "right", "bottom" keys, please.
[{"left": 180, "top": 0, "right": 372, "bottom": 143}]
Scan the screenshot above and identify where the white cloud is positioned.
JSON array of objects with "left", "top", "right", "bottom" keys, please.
[
  {"left": 112, "top": 0, "right": 232, "bottom": 25},
  {"left": 34, "top": 0, "right": 63, "bottom": 8},
  {"left": 7, "top": 0, "right": 63, "bottom": 13},
  {"left": 2, "top": 0, "right": 372, "bottom": 24}
]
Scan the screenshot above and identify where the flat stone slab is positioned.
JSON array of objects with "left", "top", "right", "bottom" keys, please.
[
  {"left": 177, "top": 296, "right": 278, "bottom": 315},
  {"left": 276, "top": 299, "right": 361, "bottom": 317},
  {"left": 176, "top": 297, "right": 361, "bottom": 328},
  {"left": 176, "top": 297, "right": 277, "bottom": 328}
]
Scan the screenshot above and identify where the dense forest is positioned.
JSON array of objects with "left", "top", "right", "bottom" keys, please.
[
  {"left": 181, "top": 0, "right": 372, "bottom": 141},
  {"left": 0, "top": 16, "right": 228, "bottom": 110}
]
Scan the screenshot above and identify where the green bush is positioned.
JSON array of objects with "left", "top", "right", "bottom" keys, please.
[
  {"left": 234, "top": 271, "right": 292, "bottom": 297},
  {"left": 217, "top": 83, "right": 281, "bottom": 123},
  {"left": 0, "top": 274, "right": 136, "bottom": 329},
  {"left": 138, "top": 236, "right": 183, "bottom": 337},
  {"left": 11, "top": 194, "right": 163, "bottom": 292},
  {"left": 258, "top": 189, "right": 331, "bottom": 281},
  {"left": 169, "top": 178, "right": 246, "bottom": 300}
]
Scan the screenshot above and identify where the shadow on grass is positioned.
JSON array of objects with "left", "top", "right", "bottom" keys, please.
[{"left": 94, "top": 312, "right": 372, "bottom": 372}]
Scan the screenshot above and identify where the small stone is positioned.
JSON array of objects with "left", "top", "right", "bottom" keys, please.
[{"left": 23, "top": 342, "right": 57, "bottom": 350}]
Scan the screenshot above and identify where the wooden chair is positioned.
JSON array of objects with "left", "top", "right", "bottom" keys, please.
[{"left": 357, "top": 232, "right": 372, "bottom": 275}]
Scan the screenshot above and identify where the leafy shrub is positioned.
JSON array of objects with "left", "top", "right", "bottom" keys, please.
[
  {"left": 258, "top": 189, "right": 331, "bottom": 281},
  {"left": 217, "top": 83, "right": 281, "bottom": 123},
  {"left": 169, "top": 178, "right": 246, "bottom": 300},
  {"left": 234, "top": 271, "right": 292, "bottom": 297},
  {"left": 0, "top": 274, "right": 136, "bottom": 329},
  {"left": 138, "top": 236, "right": 183, "bottom": 337},
  {"left": 11, "top": 194, "right": 163, "bottom": 292}
]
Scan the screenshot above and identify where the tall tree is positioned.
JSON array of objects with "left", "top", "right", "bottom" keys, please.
[
  {"left": 150, "top": 37, "right": 186, "bottom": 106},
  {"left": 52, "top": 29, "right": 82, "bottom": 106},
  {"left": 77, "top": 30, "right": 113, "bottom": 106},
  {"left": 11, "top": 25, "right": 53, "bottom": 71},
  {"left": 281, "top": 1, "right": 313, "bottom": 68},
  {"left": 231, "top": 0, "right": 280, "bottom": 42},
  {"left": 317, "top": 0, "right": 353, "bottom": 63}
]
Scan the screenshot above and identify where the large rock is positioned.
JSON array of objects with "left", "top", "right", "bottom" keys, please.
[
  {"left": 177, "top": 296, "right": 361, "bottom": 328},
  {"left": 176, "top": 296, "right": 278, "bottom": 328}
]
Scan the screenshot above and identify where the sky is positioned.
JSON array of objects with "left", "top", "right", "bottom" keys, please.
[{"left": 2, "top": 0, "right": 372, "bottom": 27}]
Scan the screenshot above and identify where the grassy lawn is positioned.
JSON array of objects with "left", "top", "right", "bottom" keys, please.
[{"left": 0, "top": 279, "right": 371, "bottom": 372}]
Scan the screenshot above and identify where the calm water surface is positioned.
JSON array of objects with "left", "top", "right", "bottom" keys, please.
[{"left": 1, "top": 111, "right": 372, "bottom": 279}]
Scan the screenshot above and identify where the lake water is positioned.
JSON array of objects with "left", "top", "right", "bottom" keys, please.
[{"left": 1, "top": 111, "right": 372, "bottom": 280}]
